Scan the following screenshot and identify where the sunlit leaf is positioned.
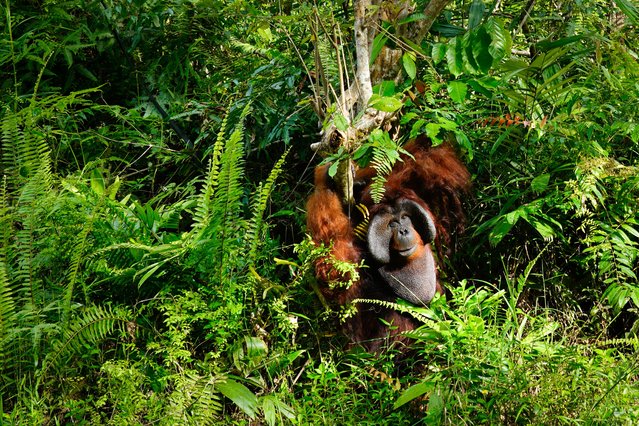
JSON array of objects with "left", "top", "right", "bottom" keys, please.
[
  {"left": 446, "top": 37, "right": 464, "bottom": 77},
  {"left": 486, "top": 17, "right": 511, "bottom": 64},
  {"left": 531, "top": 173, "right": 550, "bottom": 193},
  {"left": 328, "top": 161, "right": 339, "bottom": 177},
  {"left": 394, "top": 381, "right": 434, "bottom": 409},
  {"left": 373, "top": 80, "right": 396, "bottom": 96},
  {"left": 90, "top": 168, "right": 105, "bottom": 195},
  {"left": 138, "top": 263, "right": 162, "bottom": 287},
  {"left": 447, "top": 81, "right": 467, "bottom": 103},
  {"left": 217, "top": 379, "right": 258, "bottom": 419},
  {"left": 432, "top": 43, "right": 447, "bottom": 64},
  {"left": 334, "top": 113, "right": 349, "bottom": 132},
  {"left": 370, "top": 95, "right": 403, "bottom": 112},
  {"left": 402, "top": 51, "right": 417, "bottom": 80},
  {"left": 488, "top": 210, "right": 520, "bottom": 246},
  {"left": 425, "top": 123, "right": 443, "bottom": 145}
]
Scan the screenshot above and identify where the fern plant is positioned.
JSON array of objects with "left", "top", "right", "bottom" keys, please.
[
  {"left": 76, "top": 106, "right": 296, "bottom": 422},
  {"left": 39, "top": 304, "right": 132, "bottom": 380},
  {"left": 571, "top": 159, "right": 639, "bottom": 317},
  {"left": 0, "top": 178, "right": 17, "bottom": 389},
  {"left": 0, "top": 102, "right": 134, "bottom": 416}
]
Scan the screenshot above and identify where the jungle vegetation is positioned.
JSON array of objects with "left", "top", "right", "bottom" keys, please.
[{"left": 1, "top": 0, "right": 638, "bottom": 424}]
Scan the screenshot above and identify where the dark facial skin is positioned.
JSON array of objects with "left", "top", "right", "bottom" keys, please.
[{"left": 367, "top": 199, "right": 438, "bottom": 306}]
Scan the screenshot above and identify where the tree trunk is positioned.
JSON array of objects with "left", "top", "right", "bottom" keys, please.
[{"left": 312, "top": 0, "right": 452, "bottom": 154}]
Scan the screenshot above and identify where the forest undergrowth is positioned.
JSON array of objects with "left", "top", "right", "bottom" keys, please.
[{"left": 1, "top": 0, "right": 638, "bottom": 424}]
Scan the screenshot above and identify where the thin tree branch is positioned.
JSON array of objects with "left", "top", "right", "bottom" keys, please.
[{"left": 514, "top": 0, "right": 535, "bottom": 37}]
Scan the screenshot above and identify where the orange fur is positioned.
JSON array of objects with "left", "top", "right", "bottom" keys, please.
[
  {"left": 306, "top": 138, "right": 470, "bottom": 351},
  {"left": 306, "top": 165, "right": 362, "bottom": 288}
]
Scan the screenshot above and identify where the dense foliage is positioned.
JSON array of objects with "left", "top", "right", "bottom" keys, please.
[{"left": 1, "top": 0, "right": 638, "bottom": 424}]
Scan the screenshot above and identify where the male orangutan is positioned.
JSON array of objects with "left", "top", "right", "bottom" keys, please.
[{"left": 306, "top": 138, "right": 470, "bottom": 351}]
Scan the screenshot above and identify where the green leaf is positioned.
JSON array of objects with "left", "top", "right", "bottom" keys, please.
[
  {"left": 535, "top": 35, "right": 585, "bottom": 52},
  {"left": 394, "top": 381, "right": 434, "bottom": 409},
  {"left": 522, "top": 210, "right": 559, "bottom": 240},
  {"left": 63, "top": 48, "right": 73, "bottom": 67},
  {"left": 401, "top": 112, "right": 418, "bottom": 124},
  {"left": 373, "top": 80, "right": 396, "bottom": 96},
  {"left": 261, "top": 395, "right": 295, "bottom": 426},
  {"left": 455, "top": 132, "right": 473, "bottom": 160},
  {"left": 468, "top": 0, "right": 485, "bottom": 29},
  {"left": 447, "top": 81, "right": 467, "bottom": 103},
  {"left": 621, "top": 223, "right": 639, "bottom": 239},
  {"left": 446, "top": 37, "right": 464, "bottom": 77},
  {"left": 486, "top": 18, "right": 511, "bottom": 64},
  {"left": 257, "top": 23, "right": 274, "bottom": 42},
  {"left": 76, "top": 64, "right": 98, "bottom": 82},
  {"left": 409, "top": 118, "right": 426, "bottom": 138},
  {"left": 400, "top": 36, "right": 429, "bottom": 57},
  {"left": 425, "top": 123, "right": 443, "bottom": 145},
  {"left": 370, "top": 95, "right": 403, "bottom": 112},
  {"left": 370, "top": 23, "right": 388, "bottom": 65},
  {"left": 328, "top": 161, "right": 339, "bottom": 177},
  {"left": 138, "top": 263, "right": 162, "bottom": 287},
  {"left": 489, "top": 210, "right": 520, "bottom": 246},
  {"left": 402, "top": 51, "right": 417, "bottom": 80},
  {"left": 90, "top": 168, "right": 105, "bottom": 195},
  {"left": 432, "top": 43, "right": 447, "bottom": 64},
  {"left": 462, "top": 31, "right": 479, "bottom": 73},
  {"left": 217, "top": 379, "right": 258, "bottom": 419},
  {"left": 531, "top": 173, "right": 550, "bottom": 193},
  {"left": 397, "top": 12, "right": 426, "bottom": 26},
  {"left": 616, "top": 0, "right": 639, "bottom": 25},
  {"left": 334, "top": 113, "right": 349, "bottom": 132},
  {"left": 472, "top": 26, "right": 493, "bottom": 73},
  {"left": 524, "top": 216, "right": 555, "bottom": 239},
  {"left": 427, "top": 391, "right": 445, "bottom": 419},
  {"left": 108, "top": 175, "right": 121, "bottom": 200},
  {"left": 353, "top": 145, "right": 372, "bottom": 163},
  {"left": 466, "top": 77, "right": 495, "bottom": 97}
]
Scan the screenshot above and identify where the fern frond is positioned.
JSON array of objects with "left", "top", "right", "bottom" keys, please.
[
  {"left": 369, "top": 167, "right": 392, "bottom": 204},
  {"left": 9, "top": 123, "right": 46, "bottom": 307},
  {"left": 352, "top": 298, "right": 437, "bottom": 326},
  {"left": 0, "top": 257, "right": 18, "bottom": 385},
  {"left": 2, "top": 114, "right": 54, "bottom": 307},
  {"left": 167, "top": 371, "right": 224, "bottom": 424},
  {"left": 63, "top": 196, "right": 104, "bottom": 315},
  {"left": 0, "top": 178, "right": 16, "bottom": 353},
  {"left": 191, "top": 114, "right": 229, "bottom": 233},
  {"left": 366, "top": 131, "right": 404, "bottom": 203},
  {"left": 0, "top": 176, "right": 11, "bottom": 264},
  {"left": 208, "top": 105, "right": 251, "bottom": 275},
  {"left": 40, "top": 304, "right": 132, "bottom": 379},
  {"left": 353, "top": 203, "right": 370, "bottom": 241},
  {"left": 1, "top": 113, "right": 20, "bottom": 186},
  {"left": 1, "top": 110, "right": 53, "bottom": 202},
  {"left": 594, "top": 337, "right": 639, "bottom": 350},
  {"left": 192, "top": 105, "right": 251, "bottom": 239},
  {"left": 584, "top": 219, "right": 638, "bottom": 282},
  {"left": 245, "top": 148, "right": 289, "bottom": 263},
  {"left": 212, "top": 104, "right": 251, "bottom": 231}
]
